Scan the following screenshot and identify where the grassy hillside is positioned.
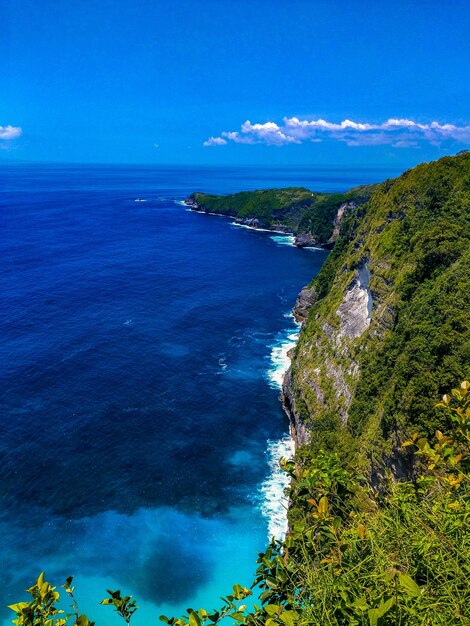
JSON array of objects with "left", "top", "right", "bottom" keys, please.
[{"left": 186, "top": 185, "right": 375, "bottom": 245}]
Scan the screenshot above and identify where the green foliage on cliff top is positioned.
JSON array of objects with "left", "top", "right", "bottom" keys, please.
[
  {"left": 188, "top": 185, "right": 375, "bottom": 244},
  {"left": 289, "top": 153, "right": 470, "bottom": 467}
]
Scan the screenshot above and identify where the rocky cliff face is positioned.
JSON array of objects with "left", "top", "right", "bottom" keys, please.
[
  {"left": 281, "top": 153, "right": 470, "bottom": 470},
  {"left": 336, "top": 263, "right": 372, "bottom": 341},
  {"left": 282, "top": 260, "right": 377, "bottom": 445},
  {"left": 327, "top": 201, "right": 357, "bottom": 245},
  {"left": 292, "top": 285, "right": 318, "bottom": 322},
  {"left": 293, "top": 233, "right": 319, "bottom": 248},
  {"left": 291, "top": 200, "right": 358, "bottom": 248}
]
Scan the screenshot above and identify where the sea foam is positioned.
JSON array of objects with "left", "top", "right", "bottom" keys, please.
[
  {"left": 230, "top": 222, "right": 291, "bottom": 235},
  {"left": 259, "top": 315, "right": 300, "bottom": 541},
  {"left": 270, "top": 234, "right": 296, "bottom": 247},
  {"left": 266, "top": 319, "right": 301, "bottom": 390},
  {"left": 230, "top": 222, "right": 276, "bottom": 233},
  {"left": 259, "top": 435, "right": 295, "bottom": 541}
]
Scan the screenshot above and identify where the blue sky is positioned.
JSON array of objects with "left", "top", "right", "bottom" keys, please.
[{"left": 1, "top": 0, "right": 469, "bottom": 165}]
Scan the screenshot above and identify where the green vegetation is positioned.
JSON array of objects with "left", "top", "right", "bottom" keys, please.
[
  {"left": 9, "top": 381, "right": 470, "bottom": 625},
  {"left": 187, "top": 185, "right": 375, "bottom": 245},
  {"left": 288, "top": 153, "right": 470, "bottom": 467}
]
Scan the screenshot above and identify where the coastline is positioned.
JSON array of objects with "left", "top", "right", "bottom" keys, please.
[
  {"left": 260, "top": 283, "right": 319, "bottom": 540},
  {"left": 181, "top": 196, "right": 317, "bottom": 538},
  {"left": 182, "top": 198, "right": 330, "bottom": 249},
  {"left": 260, "top": 313, "right": 303, "bottom": 540},
  {"left": 230, "top": 222, "right": 292, "bottom": 236}
]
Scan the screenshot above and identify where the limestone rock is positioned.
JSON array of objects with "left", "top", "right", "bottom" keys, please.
[{"left": 293, "top": 285, "right": 318, "bottom": 322}]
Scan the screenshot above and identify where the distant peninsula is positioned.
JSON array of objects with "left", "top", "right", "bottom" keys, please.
[{"left": 184, "top": 185, "right": 376, "bottom": 248}]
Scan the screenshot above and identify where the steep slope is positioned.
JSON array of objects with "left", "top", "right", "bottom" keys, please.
[
  {"left": 283, "top": 152, "right": 470, "bottom": 472},
  {"left": 185, "top": 185, "right": 375, "bottom": 247}
]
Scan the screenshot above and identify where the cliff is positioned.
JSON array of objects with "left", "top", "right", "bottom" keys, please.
[
  {"left": 282, "top": 152, "right": 470, "bottom": 473},
  {"left": 185, "top": 185, "right": 375, "bottom": 248}
]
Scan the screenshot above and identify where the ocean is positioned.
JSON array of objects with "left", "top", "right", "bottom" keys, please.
[{"left": 0, "top": 164, "right": 398, "bottom": 624}]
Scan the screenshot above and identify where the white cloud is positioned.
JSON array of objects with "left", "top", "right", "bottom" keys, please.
[
  {"left": 239, "top": 120, "right": 300, "bottom": 145},
  {"left": 0, "top": 125, "right": 22, "bottom": 141},
  {"left": 203, "top": 136, "right": 227, "bottom": 146},
  {"left": 221, "top": 131, "right": 254, "bottom": 144},
  {"left": 203, "top": 117, "right": 470, "bottom": 148}
]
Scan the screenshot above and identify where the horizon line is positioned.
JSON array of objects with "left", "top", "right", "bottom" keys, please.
[{"left": 0, "top": 159, "right": 412, "bottom": 170}]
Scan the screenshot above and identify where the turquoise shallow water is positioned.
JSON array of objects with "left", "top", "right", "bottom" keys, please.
[{"left": 0, "top": 164, "right": 399, "bottom": 624}]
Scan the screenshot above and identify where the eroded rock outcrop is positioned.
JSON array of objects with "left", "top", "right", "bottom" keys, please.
[
  {"left": 282, "top": 262, "right": 374, "bottom": 443},
  {"left": 327, "top": 201, "right": 356, "bottom": 245},
  {"left": 293, "top": 285, "right": 318, "bottom": 322},
  {"left": 294, "top": 233, "right": 318, "bottom": 248},
  {"left": 281, "top": 368, "right": 312, "bottom": 446},
  {"left": 336, "top": 263, "right": 372, "bottom": 341}
]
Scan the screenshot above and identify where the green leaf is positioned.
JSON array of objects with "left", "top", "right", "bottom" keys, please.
[
  {"left": 265, "top": 604, "right": 281, "bottom": 616},
  {"left": 189, "top": 612, "right": 201, "bottom": 626},
  {"left": 260, "top": 590, "right": 273, "bottom": 603},
  {"left": 208, "top": 611, "right": 220, "bottom": 622},
  {"left": 398, "top": 574, "right": 422, "bottom": 597},
  {"left": 351, "top": 596, "right": 368, "bottom": 612},
  {"left": 232, "top": 584, "right": 243, "bottom": 597},
  {"left": 265, "top": 576, "right": 278, "bottom": 589},
  {"left": 8, "top": 603, "right": 28, "bottom": 613},
  {"left": 376, "top": 597, "right": 395, "bottom": 617},
  {"left": 280, "top": 610, "right": 299, "bottom": 626},
  {"left": 368, "top": 608, "right": 379, "bottom": 626}
]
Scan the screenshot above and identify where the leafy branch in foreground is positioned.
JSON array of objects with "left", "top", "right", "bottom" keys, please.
[
  {"left": 8, "top": 573, "right": 94, "bottom": 626},
  {"left": 159, "top": 583, "right": 253, "bottom": 626},
  {"left": 7, "top": 381, "right": 470, "bottom": 625},
  {"left": 100, "top": 590, "right": 138, "bottom": 625}
]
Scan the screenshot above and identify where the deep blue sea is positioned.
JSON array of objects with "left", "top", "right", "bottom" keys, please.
[{"left": 0, "top": 164, "right": 399, "bottom": 624}]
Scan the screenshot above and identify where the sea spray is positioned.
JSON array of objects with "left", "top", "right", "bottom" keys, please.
[
  {"left": 259, "top": 435, "right": 295, "bottom": 541},
  {"left": 269, "top": 234, "right": 296, "bottom": 247},
  {"left": 230, "top": 221, "right": 290, "bottom": 234},
  {"left": 259, "top": 314, "right": 300, "bottom": 541},
  {"left": 266, "top": 317, "right": 301, "bottom": 390}
]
